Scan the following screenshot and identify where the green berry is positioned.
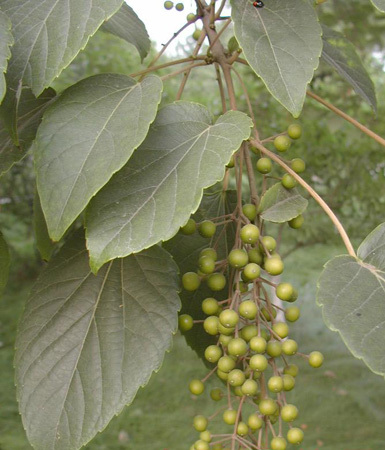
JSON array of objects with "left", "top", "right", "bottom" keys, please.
[
  {"left": 182, "top": 272, "right": 201, "bottom": 291},
  {"left": 178, "top": 314, "right": 193, "bottom": 331},
  {"left": 282, "top": 339, "right": 298, "bottom": 355},
  {"left": 248, "top": 248, "right": 263, "bottom": 265},
  {"left": 207, "top": 273, "right": 226, "bottom": 291},
  {"left": 219, "top": 334, "right": 232, "bottom": 346},
  {"left": 240, "top": 324, "right": 258, "bottom": 341},
  {"left": 200, "top": 430, "right": 212, "bottom": 442},
  {"left": 202, "top": 297, "right": 219, "bottom": 315},
  {"left": 241, "top": 379, "right": 259, "bottom": 396},
  {"left": 291, "top": 157, "right": 306, "bottom": 173},
  {"left": 289, "top": 214, "right": 304, "bottom": 229},
  {"left": 272, "top": 322, "right": 289, "bottom": 339},
  {"left": 256, "top": 157, "right": 272, "bottom": 174},
  {"left": 276, "top": 282, "right": 294, "bottom": 301},
  {"left": 259, "top": 398, "right": 277, "bottom": 416},
  {"left": 240, "top": 224, "right": 260, "bottom": 244},
  {"left": 281, "top": 404, "right": 298, "bottom": 422},
  {"left": 287, "top": 123, "right": 302, "bottom": 140},
  {"left": 242, "top": 203, "right": 257, "bottom": 220},
  {"left": 274, "top": 135, "right": 291, "bottom": 152},
  {"left": 203, "top": 316, "right": 219, "bottom": 335},
  {"left": 238, "top": 281, "right": 249, "bottom": 293},
  {"left": 268, "top": 376, "right": 284, "bottom": 393},
  {"left": 204, "top": 345, "right": 222, "bottom": 363},
  {"left": 194, "top": 440, "right": 209, "bottom": 450},
  {"left": 228, "top": 249, "right": 249, "bottom": 268},
  {"left": 285, "top": 306, "right": 300, "bottom": 322},
  {"left": 243, "top": 263, "right": 261, "bottom": 281},
  {"left": 217, "top": 355, "right": 236, "bottom": 373},
  {"left": 261, "top": 306, "right": 277, "bottom": 322},
  {"left": 247, "top": 414, "right": 263, "bottom": 430},
  {"left": 287, "top": 428, "right": 304, "bottom": 444},
  {"left": 164, "top": 1, "right": 174, "bottom": 10},
  {"left": 175, "top": 2, "right": 184, "bottom": 11},
  {"left": 228, "top": 369, "right": 246, "bottom": 386},
  {"left": 193, "top": 28, "right": 202, "bottom": 41},
  {"left": 198, "top": 256, "right": 216, "bottom": 274},
  {"left": 199, "top": 220, "right": 216, "bottom": 238},
  {"left": 186, "top": 12, "right": 196, "bottom": 21},
  {"left": 217, "top": 322, "right": 235, "bottom": 336},
  {"left": 266, "top": 340, "right": 282, "bottom": 357},
  {"left": 282, "top": 174, "right": 297, "bottom": 189},
  {"left": 283, "top": 364, "right": 299, "bottom": 377},
  {"left": 189, "top": 379, "right": 205, "bottom": 395},
  {"left": 228, "top": 338, "right": 248, "bottom": 357},
  {"left": 219, "top": 309, "right": 239, "bottom": 328},
  {"left": 217, "top": 369, "right": 229, "bottom": 381},
  {"left": 236, "top": 422, "right": 249, "bottom": 436},
  {"left": 260, "top": 235, "right": 277, "bottom": 253},
  {"left": 193, "top": 415, "right": 208, "bottom": 431},
  {"left": 249, "top": 354, "right": 268, "bottom": 372},
  {"left": 239, "top": 300, "right": 258, "bottom": 319},
  {"left": 200, "top": 247, "right": 217, "bottom": 260},
  {"left": 210, "top": 388, "right": 223, "bottom": 401},
  {"left": 223, "top": 409, "right": 237, "bottom": 425},
  {"left": 180, "top": 218, "right": 196, "bottom": 234},
  {"left": 282, "top": 374, "right": 296, "bottom": 391},
  {"left": 264, "top": 257, "right": 284, "bottom": 276},
  {"left": 250, "top": 336, "right": 267, "bottom": 353},
  {"left": 309, "top": 351, "right": 324, "bottom": 368},
  {"left": 271, "top": 437, "right": 287, "bottom": 450}
]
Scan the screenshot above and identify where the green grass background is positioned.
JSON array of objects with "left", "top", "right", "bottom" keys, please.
[{"left": 1, "top": 245, "right": 385, "bottom": 450}]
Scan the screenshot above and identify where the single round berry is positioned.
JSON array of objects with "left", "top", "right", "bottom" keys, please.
[
  {"left": 287, "top": 123, "right": 302, "bottom": 140},
  {"left": 204, "top": 345, "right": 222, "bottom": 363},
  {"left": 178, "top": 314, "right": 193, "bottom": 331},
  {"left": 256, "top": 157, "right": 273, "bottom": 174},
  {"left": 200, "top": 247, "right": 217, "bottom": 260},
  {"left": 285, "top": 306, "right": 300, "bottom": 322},
  {"left": 239, "top": 300, "right": 258, "bottom": 319},
  {"left": 276, "top": 282, "right": 294, "bottom": 301},
  {"left": 223, "top": 409, "right": 237, "bottom": 425},
  {"left": 259, "top": 398, "right": 277, "bottom": 416},
  {"left": 282, "top": 339, "right": 298, "bottom": 355},
  {"left": 210, "top": 388, "right": 223, "bottom": 401},
  {"left": 228, "top": 338, "right": 248, "bottom": 357},
  {"left": 200, "top": 430, "right": 212, "bottom": 442},
  {"left": 291, "top": 157, "right": 306, "bottom": 173},
  {"left": 249, "top": 354, "right": 268, "bottom": 372},
  {"left": 217, "top": 369, "right": 229, "bottom": 381},
  {"left": 193, "top": 415, "right": 208, "bottom": 432},
  {"left": 175, "top": 2, "right": 184, "bottom": 11},
  {"left": 261, "top": 306, "right": 277, "bottom": 322},
  {"left": 240, "top": 224, "right": 260, "bottom": 244},
  {"left": 272, "top": 322, "right": 289, "bottom": 339},
  {"left": 268, "top": 376, "right": 284, "bottom": 393},
  {"left": 238, "top": 281, "right": 249, "bottom": 293},
  {"left": 182, "top": 272, "right": 201, "bottom": 291},
  {"left": 287, "top": 428, "right": 304, "bottom": 444},
  {"left": 309, "top": 351, "right": 324, "bottom": 368},
  {"left": 248, "top": 248, "right": 263, "bottom": 265},
  {"left": 189, "top": 379, "right": 205, "bottom": 395},
  {"left": 266, "top": 340, "right": 282, "bottom": 357},
  {"left": 281, "top": 404, "right": 298, "bottom": 422},
  {"left": 207, "top": 273, "right": 226, "bottom": 291},
  {"left": 248, "top": 414, "right": 263, "bottom": 430},
  {"left": 219, "top": 333, "right": 232, "bottom": 346},
  {"left": 217, "top": 322, "right": 235, "bottom": 336},
  {"left": 250, "top": 336, "right": 267, "bottom": 353},
  {"left": 219, "top": 309, "right": 239, "bottom": 328},
  {"left": 236, "top": 422, "right": 249, "bottom": 436},
  {"left": 198, "top": 255, "right": 216, "bottom": 274},
  {"left": 289, "top": 214, "right": 304, "bottom": 229},
  {"left": 271, "top": 437, "right": 287, "bottom": 450},
  {"left": 240, "top": 324, "right": 258, "bottom": 341},
  {"left": 283, "top": 364, "right": 299, "bottom": 377},
  {"left": 180, "top": 218, "right": 196, "bottom": 235},
  {"left": 260, "top": 328, "right": 271, "bottom": 341},
  {"left": 243, "top": 263, "right": 261, "bottom": 281},
  {"left": 186, "top": 12, "right": 196, "bottom": 21},
  {"left": 241, "top": 379, "right": 259, "bottom": 396},
  {"left": 261, "top": 235, "right": 277, "bottom": 252},
  {"left": 282, "top": 374, "right": 296, "bottom": 391},
  {"left": 194, "top": 440, "right": 209, "bottom": 450},
  {"left": 228, "top": 369, "right": 246, "bottom": 386},
  {"left": 199, "top": 220, "right": 216, "bottom": 238},
  {"left": 192, "top": 28, "right": 202, "bottom": 41},
  {"left": 164, "top": 1, "right": 174, "bottom": 10},
  {"left": 202, "top": 297, "right": 219, "bottom": 315},
  {"left": 228, "top": 249, "right": 249, "bottom": 268},
  {"left": 290, "top": 288, "right": 299, "bottom": 302},
  {"left": 203, "top": 316, "right": 219, "bottom": 335},
  {"left": 218, "top": 355, "right": 236, "bottom": 373},
  {"left": 282, "top": 174, "right": 297, "bottom": 189},
  {"left": 242, "top": 203, "right": 257, "bottom": 221},
  {"left": 264, "top": 257, "right": 284, "bottom": 275},
  {"left": 274, "top": 135, "right": 291, "bottom": 152}
]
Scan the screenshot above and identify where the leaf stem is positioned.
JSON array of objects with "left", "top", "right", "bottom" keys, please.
[{"left": 129, "top": 56, "right": 206, "bottom": 78}]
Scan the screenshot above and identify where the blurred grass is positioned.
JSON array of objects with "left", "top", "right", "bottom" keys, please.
[{"left": 1, "top": 244, "right": 385, "bottom": 449}]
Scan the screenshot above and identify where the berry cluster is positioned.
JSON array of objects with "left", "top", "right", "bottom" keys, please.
[{"left": 178, "top": 124, "right": 324, "bottom": 450}]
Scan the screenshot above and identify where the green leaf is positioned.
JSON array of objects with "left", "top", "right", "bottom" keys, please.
[
  {"left": 258, "top": 182, "right": 308, "bottom": 223},
  {"left": 0, "top": 86, "right": 55, "bottom": 177},
  {"left": 231, "top": 0, "right": 322, "bottom": 117},
  {"left": 0, "top": 231, "right": 10, "bottom": 293},
  {"left": 371, "top": 0, "right": 385, "bottom": 12},
  {"left": 321, "top": 25, "right": 377, "bottom": 111},
  {"left": 164, "top": 189, "right": 237, "bottom": 360},
  {"left": 15, "top": 232, "right": 180, "bottom": 450},
  {"left": 35, "top": 74, "right": 163, "bottom": 242},
  {"left": 317, "top": 222, "right": 385, "bottom": 380},
  {"left": 33, "top": 190, "right": 55, "bottom": 261},
  {"left": 0, "top": 0, "right": 123, "bottom": 96},
  {"left": 86, "top": 103, "right": 252, "bottom": 272},
  {"left": 101, "top": 3, "right": 150, "bottom": 61},
  {"left": 0, "top": 10, "right": 13, "bottom": 103}
]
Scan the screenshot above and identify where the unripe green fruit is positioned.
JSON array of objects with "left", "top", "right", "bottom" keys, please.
[
  {"left": 276, "top": 282, "right": 294, "bottom": 301},
  {"left": 289, "top": 214, "right": 304, "bottom": 229},
  {"left": 198, "top": 256, "right": 215, "bottom": 274},
  {"left": 266, "top": 340, "right": 282, "bottom": 357},
  {"left": 228, "top": 369, "right": 246, "bottom": 386},
  {"left": 223, "top": 409, "right": 237, "bottom": 425},
  {"left": 287, "top": 428, "right": 304, "bottom": 444},
  {"left": 182, "top": 272, "right": 201, "bottom": 291},
  {"left": 309, "top": 351, "right": 324, "bottom": 368},
  {"left": 260, "top": 235, "right": 277, "bottom": 252},
  {"left": 240, "top": 224, "right": 260, "bottom": 244},
  {"left": 249, "top": 354, "right": 268, "bottom": 372},
  {"left": 203, "top": 316, "right": 219, "bottom": 335},
  {"left": 219, "top": 334, "right": 232, "bottom": 346},
  {"left": 164, "top": 1, "right": 174, "bottom": 10},
  {"left": 242, "top": 203, "right": 257, "bottom": 220},
  {"left": 202, "top": 297, "right": 219, "bottom": 315},
  {"left": 228, "top": 249, "right": 249, "bottom": 268},
  {"left": 226, "top": 155, "right": 235, "bottom": 168},
  {"left": 189, "top": 379, "right": 205, "bottom": 395},
  {"left": 236, "top": 422, "right": 249, "bottom": 436},
  {"left": 268, "top": 376, "right": 284, "bottom": 393},
  {"left": 285, "top": 306, "right": 300, "bottom": 322},
  {"left": 194, "top": 440, "right": 209, "bottom": 450},
  {"left": 175, "top": 2, "right": 184, "bottom": 11},
  {"left": 200, "top": 430, "right": 212, "bottom": 442},
  {"left": 260, "top": 328, "right": 271, "bottom": 341},
  {"left": 264, "top": 257, "right": 284, "bottom": 275},
  {"left": 178, "top": 314, "right": 193, "bottom": 331},
  {"left": 248, "top": 248, "right": 263, "bottom": 265},
  {"left": 233, "top": 386, "right": 243, "bottom": 397},
  {"left": 239, "top": 300, "right": 258, "bottom": 319},
  {"left": 250, "top": 336, "right": 267, "bottom": 353},
  {"left": 217, "top": 369, "right": 229, "bottom": 381},
  {"left": 243, "top": 263, "right": 261, "bottom": 281},
  {"left": 210, "top": 388, "right": 223, "bottom": 401},
  {"left": 282, "top": 374, "right": 296, "bottom": 391},
  {"left": 256, "top": 157, "right": 272, "bottom": 174},
  {"left": 180, "top": 218, "right": 196, "bottom": 235},
  {"left": 259, "top": 398, "right": 277, "bottom": 416},
  {"left": 283, "top": 364, "right": 299, "bottom": 377},
  {"left": 241, "top": 379, "right": 259, "bottom": 396},
  {"left": 207, "top": 273, "right": 226, "bottom": 291},
  {"left": 261, "top": 306, "right": 277, "bottom": 322},
  {"left": 282, "top": 174, "right": 297, "bottom": 189},
  {"left": 200, "top": 247, "right": 217, "bottom": 260},
  {"left": 219, "top": 309, "right": 239, "bottom": 328},
  {"left": 193, "top": 28, "right": 202, "bottom": 41},
  {"left": 240, "top": 324, "right": 258, "bottom": 341},
  {"left": 199, "top": 220, "right": 216, "bottom": 238},
  {"left": 271, "top": 437, "right": 287, "bottom": 450},
  {"left": 187, "top": 12, "right": 196, "bottom": 21},
  {"left": 272, "top": 322, "right": 289, "bottom": 339},
  {"left": 287, "top": 123, "right": 302, "bottom": 140},
  {"left": 204, "top": 344, "right": 222, "bottom": 363},
  {"left": 290, "top": 288, "right": 299, "bottom": 302},
  {"left": 217, "top": 323, "right": 235, "bottom": 336},
  {"left": 274, "top": 135, "right": 291, "bottom": 152},
  {"left": 281, "top": 404, "right": 298, "bottom": 422},
  {"left": 228, "top": 338, "right": 248, "bottom": 357},
  {"left": 248, "top": 414, "right": 263, "bottom": 430},
  {"left": 193, "top": 415, "right": 208, "bottom": 431},
  {"left": 291, "top": 157, "right": 306, "bottom": 173},
  {"left": 282, "top": 339, "right": 298, "bottom": 355},
  {"left": 218, "top": 355, "right": 236, "bottom": 372},
  {"left": 238, "top": 281, "right": 249, "bottom": 293}
]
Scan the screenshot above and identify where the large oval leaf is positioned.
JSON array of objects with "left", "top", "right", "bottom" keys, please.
[
  {"left": 317, "top": 222, "right": 385, "bottom": 380},
  {"left": 86, "top": 103, "right": 252, "bottom": 272},
  {"left": 0, "top": 10, "right": 13, "bottom": 103},
  {"left": 101, "top": 3, "right": 150, "bottom": 61},
  {"left": 258, "top": 182, "right": 308, "bottom": 223},
  {"left": 15, "top": 233, "right": 180, "bottom": 450},
  {"left": 231, "top": 0, "right": 322, "bottom": 117},
  {"left": 371, "top": 0, "right": 385, "bottom": 12},
  {"left": 35, "top": 74, "right": 163, "bottom": 241},
  {"left": 33, "top": 191, "right": 55, "bottom": 262},
  {"left": 0, "top": 0, "right": 123, "bottom": 95},
  {"left": 0, "top": 230, "right": 10, "bottom": 293},
  {"left": 321, "top": 25, "right": 377, "bottom": 111}
]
